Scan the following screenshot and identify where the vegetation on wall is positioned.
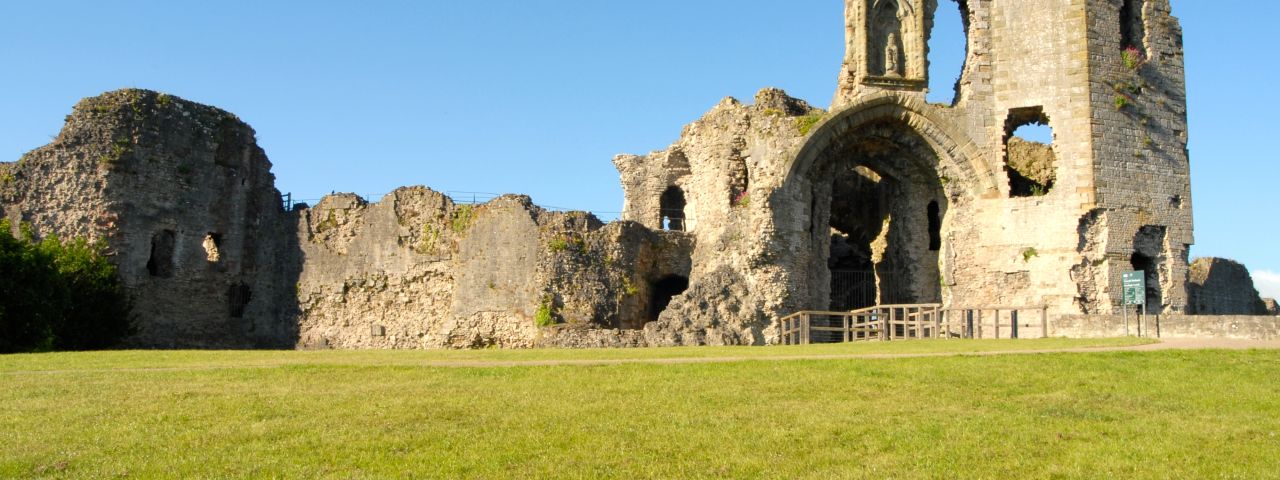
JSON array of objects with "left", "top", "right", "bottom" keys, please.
[
  {"left": 0, "top": 220, "right": 133, "bottom": 353},
  {"left": 450, "top": 205, "right": 476, "bottom": 234},
  {"left": 795, "top": 112, "right": 827, "bottom": 136},
  {"left": 534, "top": 295, "right": 557, "bottom": 327}
]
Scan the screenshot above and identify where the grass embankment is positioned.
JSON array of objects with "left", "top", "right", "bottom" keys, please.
[{"left": 2, "top": 339, "right": 1278, "bottom": 478}]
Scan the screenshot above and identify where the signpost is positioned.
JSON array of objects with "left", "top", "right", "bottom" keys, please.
[{"left": 1122, "top": 271, "right": 1146, "bottom": 337}]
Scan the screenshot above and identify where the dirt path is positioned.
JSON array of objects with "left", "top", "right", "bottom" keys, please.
[{"left": 410, "top": 338, "right": 1280, "bottom": 368}]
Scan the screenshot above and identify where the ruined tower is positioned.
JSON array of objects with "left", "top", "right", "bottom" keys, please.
[
  {"left": 620, "top": 0, "right": 1194, "bottom": 328},
  {"left": 814, "top": 0, "right": 1193, "bottom": 315}
]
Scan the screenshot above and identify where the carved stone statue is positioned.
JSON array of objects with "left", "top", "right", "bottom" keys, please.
[{"left": 884, "top": 32, "right": 902, "bottom": 77}]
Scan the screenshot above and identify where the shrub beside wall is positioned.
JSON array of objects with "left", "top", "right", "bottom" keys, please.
[{"left": 0, "top": 220, "right": 133, "bottom": 353}]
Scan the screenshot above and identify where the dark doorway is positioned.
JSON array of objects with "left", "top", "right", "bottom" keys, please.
[
  {"left": 814, "top": 120, "right": 948, "bottom": 311},
  {"left": 1131, "top": 225, "right": 1167, "bottom": 314},
  {"left": 228, "top": 283, "right": 252, "bottom": 319},
  {"left": 1130, "top": 253, "right": 1161, "bottom": 315},
  {"left": 147, "top": 230, "right": 177, "bottom": 278},
  {"left": 649, "top": 275, "right": 689, "bottom": 321}
]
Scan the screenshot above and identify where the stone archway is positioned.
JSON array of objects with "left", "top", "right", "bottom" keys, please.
[{"left": 781, "top": 94, "right": 990, "bottom": 312}]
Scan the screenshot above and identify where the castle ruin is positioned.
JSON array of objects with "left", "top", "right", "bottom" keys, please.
[{"left": 3, "top": 1, "right": 1274, "bottom": 348}]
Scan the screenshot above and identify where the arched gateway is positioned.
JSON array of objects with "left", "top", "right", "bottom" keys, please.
[{"left": 782, "top": 94, "right": 994, "bottom": 313}]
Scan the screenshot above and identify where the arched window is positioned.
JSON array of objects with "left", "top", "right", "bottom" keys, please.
[
  {"left": 660, "top": 186, "right": 687, "bottom": 231},
  {"left": 1003, "top": 107, "right": 1057, "bottom": 197}
]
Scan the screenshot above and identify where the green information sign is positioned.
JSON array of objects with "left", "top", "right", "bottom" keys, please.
[{"left": 1123, "top": 271, "right": 1146, "bottom": 306}]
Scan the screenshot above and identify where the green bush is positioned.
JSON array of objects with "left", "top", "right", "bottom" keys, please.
[
  {"left": 0, "top": 220, "right": 133, "bottom": 353},
  {"left": 534, "top": 296, "right": 556, "bottom": 328}
]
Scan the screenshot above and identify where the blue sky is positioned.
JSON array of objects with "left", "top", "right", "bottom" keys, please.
[{"left": 2, "top": 1, "right": 1277, "bottom": 296}]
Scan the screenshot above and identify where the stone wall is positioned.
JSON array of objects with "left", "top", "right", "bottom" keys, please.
[
  {"left": 1083, "top": 0, "right": 1194, "bottom": 314},
  {"left": 1, "top": 90, "right": 297, "bottom": 348},
  {"left": 1187, "top": 257, "right": 1269, "bottom": 315},
  {"left": 616, "top": 88, "right": 821, "bottom": 344},
  {"left": 1054, "top": 314, "right": 1280, "bottom": 341},
  {"left": 294, "top": 189, "right": 696, "bottom": 349}
]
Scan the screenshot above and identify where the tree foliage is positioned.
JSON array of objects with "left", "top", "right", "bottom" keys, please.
[{"left": 0, "top": 220, "right": 133, "bottom": 353}]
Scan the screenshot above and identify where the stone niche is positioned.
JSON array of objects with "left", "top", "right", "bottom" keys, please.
[{"left": 856, "top": 0, "right": 928, "bottom": 89}]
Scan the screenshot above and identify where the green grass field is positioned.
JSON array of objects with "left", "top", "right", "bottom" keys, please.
[{"left": 2, "top": 339, "right": 1278, "bottom": 479}]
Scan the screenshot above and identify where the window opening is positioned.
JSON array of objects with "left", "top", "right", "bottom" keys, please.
[
  {"left": 203, "top": 232, "right": 222, "bottom": 262},
  {"left": 927, "top": 0, "right": 970, "bottom": 105},
  {"left": 660, "top": 186, "right": 687, "bottom": 231},
  {"left": 1004, "top": 107, "right": 1057, "bottom": 197},
  {"left": 1120, "top": 0, "right": 1147, "bottom": 54},
  {"left": 928, "top": 201, "right": 942, "bottom": 251}
]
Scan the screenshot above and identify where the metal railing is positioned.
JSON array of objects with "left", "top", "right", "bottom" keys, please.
[{"left": 780, "top": 304, "right": 1049, "bottom": 345}]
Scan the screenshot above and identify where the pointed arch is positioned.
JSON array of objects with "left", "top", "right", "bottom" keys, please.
[{"left": 786, "top": 93, "right": 995, "bottom": 195}]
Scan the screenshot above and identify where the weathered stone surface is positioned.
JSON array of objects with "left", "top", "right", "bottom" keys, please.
[
  {"left": 1187, "top": 258, "right": 1269, "bottom": 315},
  {"left": 1005, "top": 137, "right": 1056, "bottom": 190},
  {"left": 1264, "top": 298, "right": 1279, "bottom": 316},
  {"left": 643, "top": 266, "right": 762, "bottom": 347},
  {"left": 1054, "top": 314, "right": 1279, "bottom": 341},
  {"left": 2, "top": 89, "right": 296, "bottom": 348},
  {"left": 292, "top": 187, "right": 694, "bottom": 349}
]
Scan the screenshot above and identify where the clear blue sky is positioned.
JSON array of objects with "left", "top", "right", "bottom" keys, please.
[{"left": 2, "top": 1, "right": 1277, "bottom": 295}]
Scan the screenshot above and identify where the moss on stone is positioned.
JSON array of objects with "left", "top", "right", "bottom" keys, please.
[
  {"left": 451, "top": 205, "right": 475, "bottom": 234},
  {"left": 796, "top": 112, "right": 826, "bottom": 136},
  {"left": 415, "top": 224, "right": 441, "bottom": 255}
]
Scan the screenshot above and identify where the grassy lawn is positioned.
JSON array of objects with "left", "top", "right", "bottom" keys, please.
[
  {"left": 2, "top": 340, "right": 1278, "bottom": 478},
  {"left": 0, "top": 337, "right": 1149, "bottom": 373}
]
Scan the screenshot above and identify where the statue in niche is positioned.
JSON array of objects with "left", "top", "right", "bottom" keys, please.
[
  {"left": 884, "top": 32, "right": 902, "bottom": 77},
  {"left": 868, "top": 0, "right": 907, "bottom": 78}
]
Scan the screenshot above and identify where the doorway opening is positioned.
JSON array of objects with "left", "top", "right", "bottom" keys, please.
[
  {"left": 649, "top": 275, "right": 689, "bottom": 321},
  {"left": 813, "top": 120, "right": 948, "bottom": 311}
]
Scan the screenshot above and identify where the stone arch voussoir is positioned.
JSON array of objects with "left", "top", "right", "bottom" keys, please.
[{"left": 787, "top": 93, "right": 995, "bottom": 196}]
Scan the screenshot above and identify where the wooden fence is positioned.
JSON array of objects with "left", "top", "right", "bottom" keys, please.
[{"left": 780, "top": 304, "right": 1049, "bottom": 345}]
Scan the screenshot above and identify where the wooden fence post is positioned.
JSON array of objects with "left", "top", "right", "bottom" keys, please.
[
  {"left": 936, "top": 305, "right": 947, "bottom": 340},
  {"left": 880, "top": 309, "right": 889, "bottom": 341},
  {"left": 988, "top": 309, "right": 998, "bottom": 340},
  {"left": 1011, "top": 310, "right": 1020, "bottom": 339}
]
